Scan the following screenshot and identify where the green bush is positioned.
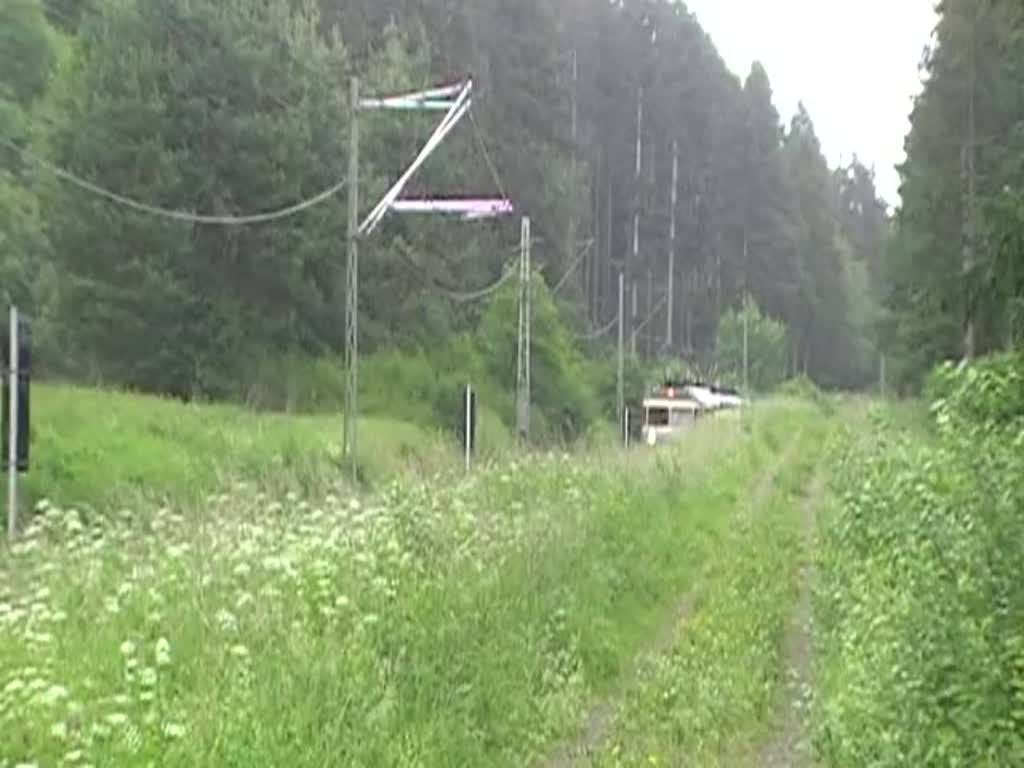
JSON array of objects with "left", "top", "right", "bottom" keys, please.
[
  {"left": 817, "top": 397, "right": 1024, "bottom": 766},
  {"left": 778, "top": 375, "right": 824, "bottom": 402},
  {"left": 926, "top": 354, "right": 1024, "bottom": 432},
  {"left": 242, "top": 353, "right": 346, "bottom": 413},
  {"left": 478, "top": 270, "right": 600, "bottom": 440},
  {"left": 717, "top": 299, "right": 788, "bottom": 391}
]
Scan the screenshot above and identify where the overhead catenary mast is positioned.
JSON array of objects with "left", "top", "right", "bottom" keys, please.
[{"left": 343, "top": 78, "right": 514, "bottom": 478}]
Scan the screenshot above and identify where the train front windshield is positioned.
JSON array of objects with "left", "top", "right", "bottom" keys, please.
[{"left": 645, "top": 407, "right": 670, "bottom": 427}]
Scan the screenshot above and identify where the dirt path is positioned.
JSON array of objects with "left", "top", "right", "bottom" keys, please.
[
  {"left": 536, "top": 435, "right": 801, "bottom": 768},
  {"left": 539, "top": 588, "right": 699, "bottom": 768},
  {"left": 756, "top": 469, "right": 824, "bottom": 768}
]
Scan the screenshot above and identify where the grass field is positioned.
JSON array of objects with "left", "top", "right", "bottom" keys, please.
[
  {"left": 0, "top": 395, "right": 829, "bottom": 767},
  {"left": 22, "top": 384, "right": 491, "bottom": 513},
  {"left": 7, "top": 385, "right": 1012, "bottom": 767}
]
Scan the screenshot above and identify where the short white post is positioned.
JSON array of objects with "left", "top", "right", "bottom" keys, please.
[
  {"left": 7, "top": 306, "right": 18, "bottom": 539},
  {"left": 464, "top": 384, "right": 472, "bottom": 473}
]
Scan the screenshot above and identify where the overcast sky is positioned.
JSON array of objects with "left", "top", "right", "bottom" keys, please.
[{"left": 683, "top": 0, "right": 939, "bottom": 206}]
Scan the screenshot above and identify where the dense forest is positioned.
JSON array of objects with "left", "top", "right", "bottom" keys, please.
[
  {"left": 884, "top": 0, "right": 1024, "bottom": 391},
  {"left": 3, "top": 0, "right": 893, "bottom": 429}
]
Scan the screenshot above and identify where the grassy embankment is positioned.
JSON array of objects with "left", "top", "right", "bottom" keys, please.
[
  {"left": 22, "top": 384, "right": 487, "bottom": 513},
  {"left": 1, "top": 394, "right": 824, "bottom": 766}
]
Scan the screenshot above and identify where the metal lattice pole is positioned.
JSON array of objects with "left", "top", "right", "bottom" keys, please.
[
  {"left": 516, "top": 217, "right": 532, "bottom": 443},
  {"left": 7, "top": 306, "right": 18, "bottom": 539},
  {"left": 667, "top": 140, "right": 678, "bottom": 350},
  {"left": 343, "top": 78, "right": 360, "bottom": 481},
  {"left": 617, "top": 271, "right": 625, "bottom": 439}
]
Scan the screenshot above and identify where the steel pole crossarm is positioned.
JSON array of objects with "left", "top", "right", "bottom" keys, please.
[
  {"left": 359, "top": 99, "right": 459, "bottom": 111},
  {"left": 359, "top": 82, "right": 465, "bottom": 111},
  {"left": 389, "top": 199, "right": 513, "bottom": 218},
  {"left": 359, "top": 83, "right": 474, "bottom": 236}
]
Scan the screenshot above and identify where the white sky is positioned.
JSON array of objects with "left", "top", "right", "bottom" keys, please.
[{"left": 683, "top": 0, "right": 939, "bottom": 206}]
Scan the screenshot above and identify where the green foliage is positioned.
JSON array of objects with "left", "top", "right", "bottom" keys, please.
[
  {"left": 23, "top": 384, "right": 453, "bottom": 513},
  {"left": 884, "top": 0, "right": 1024, "bottom": 385},
  {"left": 39, "top": 0, "right": 349, "bottom": 398},
  {"left": 479, "top": 271, "right": 599, "bottom": 440},
  {"left": 926, "top": 354, "right": 1024, "bottom": 432},
  {"left": 242, "top": 353, "right": 346, "bottom": 413},
  {"left": 817, "top": 378, "right": 1024, "bottom": 766},
  {"left": 777, "top": 375, "right": 824, "bottom": 402},
  {"left": 0, "top": 401, "right": 818, "bottom": 766},
  {"left": 716, "top": 299, "right": 787, "bottom": 391},
  {"left": 1, "top": 0, "right": 889, "bottom": 407}
]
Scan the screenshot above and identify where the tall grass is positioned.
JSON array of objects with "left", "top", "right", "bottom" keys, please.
[
  {"left": 590, "top": 414, "right": 828, "bottom": 766},
  {"left": 0, "top": 402, "right": 817, "bottom": 766},
  {"left": 25, "top": 385, "right": 459, "bottom": 513}
]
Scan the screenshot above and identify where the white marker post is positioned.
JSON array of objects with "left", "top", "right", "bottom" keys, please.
[
  {"left": 7, "top": 306, "right": 18, "bottom": 539},
  {"left": 464, "top": 384, "right": 472, "bottom": 473}
]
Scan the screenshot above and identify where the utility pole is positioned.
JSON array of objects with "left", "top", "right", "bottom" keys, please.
[
  {"left": 742, "top": 233, "right": 749, "bottom": 393},
  {"left": 568, "top": 49, "right": 579, "bottom": 300},
  {"left": 343, "top": 77, "right": 360, "bottom": 481},
  {"left": 7, "top": 306, "right": 18, "bottom": 539},
  {"left": 645, "top": 268, "right": 653, "bottom": 357},
  {"left": 962, "top": 8, "right": 978, "bottom": 361},
  {"left": 631, "top": 282, "right": 638, "bottom": 356},
  {"left": 516, "top": 217, "right": 532, "bottom": 443},
  {"left": 666, "top": 140, "right": 679, "bottom": 352},
  {"left": 617, "top": 271, "right": 625, "bottom": 439},
  {"left": 630, "top": 86, "right": 643, "bottom": 358}
]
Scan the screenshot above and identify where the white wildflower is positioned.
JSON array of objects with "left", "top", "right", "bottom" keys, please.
[
  {"left": 140, "top": 668, "right": 157, "bottom": 688},
  {"left": 49, "top": 721, "right": 68, "bottom": 739},
  {"left": 40, "top": 684, "right": 69, "bottom": 706},
  {"left": 162, "top": 722, "right": 186, "bottom": 739},
  {"left": 119, "top": 640, "right": 136, "bottom": 657},
  {"left": 63, "top": 750, "right": 84, "bottom": 764},
  {"left": 105, "top": 713, "right": 128, "bottom": 727},
  {"left": 155, "top": 637, "right": 171, "bottom": 667},
  {"left": 3, "top": 679, "right": 25, "bottom": 696},
  {"left": 215, "top": 609, "right": 238, "bottom": 632},
  {"left": 229, "top": 644, "right": 249, "bottom": 659}
]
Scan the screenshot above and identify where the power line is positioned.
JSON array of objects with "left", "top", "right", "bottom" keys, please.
[
  {"left": 577, "top": 315, "right": 618, "bottom": 341},
  {"left": 635, "top": 296, "right": 668, "bottom": 335},
  {"left": 469, "top": 109, "right": 508, "bottom": 202},
  {"left": 433, "top": 267, "right": 517, "bottom": 303},
  {"left": 3, "top": 138, "right": 347, "bottom": 226},
  {"left": 553, "top": 239, "right": 594, "bottom": 295},
  {"left": 393, "top": 238, "right": 515, "bottom": 303}
]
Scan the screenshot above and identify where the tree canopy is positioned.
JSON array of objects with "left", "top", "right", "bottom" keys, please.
[{"left": 1, "top": 0, "right": 891, "bottom": 412}]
